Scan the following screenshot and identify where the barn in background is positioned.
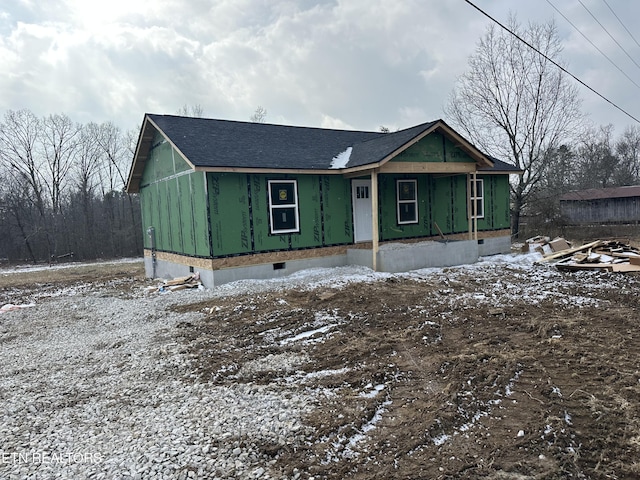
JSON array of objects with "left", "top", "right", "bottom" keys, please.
[
  {"left": 126, "top": 114, "right": 521, "bottom": 287},
  {"left": 560, "top": 186, "right": 640, "bottom": 225}
]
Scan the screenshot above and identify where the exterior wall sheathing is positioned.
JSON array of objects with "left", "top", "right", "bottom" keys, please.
[{"left": 137, "top": 129, "right": 513, "bottom": 286}]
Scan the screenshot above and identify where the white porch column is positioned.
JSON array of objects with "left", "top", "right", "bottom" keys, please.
[
  {"left": 472, "top": 171, "right": 478, "bottom": 241},
  {"left": 467, "top": 173, "right": 473, "bottom": 240},
  {"left": 371, "top": 169, "right": 379, "bottom": 271}
]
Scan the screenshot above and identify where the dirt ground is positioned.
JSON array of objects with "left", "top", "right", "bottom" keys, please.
[
  {"left": 173, "top": 261, "right": 640, "bottom": 479},
  {"left": 3, "top": 256, "right": 640, "bottom": 479}
]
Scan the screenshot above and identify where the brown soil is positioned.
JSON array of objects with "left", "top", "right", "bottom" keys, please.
[
  {"left": 3, "top": 259, "right": 640, "bottom": 479},
  {"left": 175, "top": 268, "right": 640, "bottom": 480},
  {"left": 0, "top": 261, "right": 146, "bottom": 303}
]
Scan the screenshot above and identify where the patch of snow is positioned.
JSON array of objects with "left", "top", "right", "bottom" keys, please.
[
  {"left": 564, "top": 411, "right": 573, "bottom": 425},
  {"left": 330, "top": 146, "right": 352, "bottom": 169},
  {"left": 504, "top": 369, "right": 523, "bottom": 397},
  {"left": 0, "top": 257, "right": 142, "bottom": 275},
  {"left": 300, "top": 367, "right": 350, "bottom": 380},
  {"left": 279, "top": 324, "right": 337, "bottom": 345},
  {"left": 458, "top": 410, "right": 488, "bottom": 432},
  {"left": 432, "top": 434, "right": 451, "bottom": 446},
  {"left": 360, "top": 383, "right": 385, "bottom": 398},
  {"left": 0, "top": 303, "right": 36, "bottom": 313},
  {"left": 345, "top": 399, "right": 392, "bottom": 452}
]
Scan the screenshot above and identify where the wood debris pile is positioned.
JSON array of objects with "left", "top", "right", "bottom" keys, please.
[
  {"left": 145, "top": 272, "right": 203, "bottom": 293},
  {"left": 533, "top": 237, "right": 640, "bottom": 272}
]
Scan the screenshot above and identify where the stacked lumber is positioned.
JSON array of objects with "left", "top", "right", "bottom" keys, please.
[
  {"left": 146, "top": 272, "right": 203, "bottom": 293},
  {"left": 534, "top": 238, "right": 640, "bottom": 272}
]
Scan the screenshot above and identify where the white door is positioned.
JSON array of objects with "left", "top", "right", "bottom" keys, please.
[{"left": 352, "top": 179, "right": 372, "bottom": 242}]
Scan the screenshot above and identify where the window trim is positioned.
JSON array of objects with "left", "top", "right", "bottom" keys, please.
[
  {"left": 469, "top": 178, "right": 485, "bottom": 219},
  {"left": 396, "top": 179, "right": 418, "bottom": 225},
  {"left": 267, "top": 179, "right": 300, "bottom": 234}
]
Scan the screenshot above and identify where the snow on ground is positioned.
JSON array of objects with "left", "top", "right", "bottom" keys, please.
[
  {"left": 0, "top": 251, "right": 618, "bottom": 479},
  {"left": 0, "top": 257, "right": 142, "bottom": 276}
]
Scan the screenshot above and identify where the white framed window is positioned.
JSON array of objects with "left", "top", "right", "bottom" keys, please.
[
  {"left": 469, "top": 178, "right": 484, "bottom": 219},
  {"left": 268, "top": 180, "right": 300, "bottom": 234},
  {"left": 397, "top": 179, "right": 418, "bottom": 224}
]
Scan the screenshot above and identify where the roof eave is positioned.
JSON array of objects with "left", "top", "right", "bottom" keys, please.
[
  {"left": 479, "top": 168, "right": 524, "bottom": 175},
  {"left": 125, "top": 115, "right": 197, "bottom": 193},
  {"left": 193, "top": 166, "right": 345, "bottom": 174},
  {"left": 125, "top": 115, "right": 154, "bottom": 194}
]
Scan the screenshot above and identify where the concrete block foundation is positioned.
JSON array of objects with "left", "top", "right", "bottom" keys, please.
[{"left": 145, "top": 235, "right": 513, "bottom": 288}]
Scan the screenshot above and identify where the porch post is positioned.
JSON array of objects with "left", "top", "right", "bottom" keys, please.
[
  {"left": 371, "top": 169, "right": 379, "bottom": 271},
  {"left": 472, "top": 171, "right": 478, "bottom": 241},
  {"left": 467, "top": 173, "right": 473, "bottom": 240}
]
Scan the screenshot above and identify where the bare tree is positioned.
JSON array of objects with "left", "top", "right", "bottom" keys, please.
[
  {"left": 615, "top": 126, "right": 640, "bottom": 185},
  {"left": 0, "top": 109, "right": 54, "bottom": 259},
  {"left": 41, "top": 113, "right": 80, "bottom": 214},
  {"left": 176, "top": 104, "right": 204, "bottom": 117},
  {"left": 0, "top": 109, "right": 46, "bottom": 216},
  {"left": 527, "top": 144, "right": 577, "bottom": 231},
  {"left": 250, "top": 106, "right": 267, "bottom": 123},
  {"left": 575, "top": 125, "right": 618, "bottom": 189},
  {"left": 75, "top": 123, "right": 102, "bottom": 197},
  {"left": 93, "top": 122, "right": 130, "bottom": 193},
  {"left": 0, "top": 109, "right": 142, "bottom": 263},
  {"left": 445, "top": 17, "right": 584, "bottom": 237}
]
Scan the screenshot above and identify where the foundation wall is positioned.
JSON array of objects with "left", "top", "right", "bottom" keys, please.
[
  {"left": 478, "top": 236, "right": 513, "bottom": 257},
  {"left": 378, "top": 239, "right": 479, "bottom": 273},
  {"left": 144, "top": 232, "right": 513, "bottom": 288}
]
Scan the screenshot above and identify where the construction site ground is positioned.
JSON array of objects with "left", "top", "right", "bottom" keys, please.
[{"left": 1, "top": 250, "right": 639, "bottom": 479}]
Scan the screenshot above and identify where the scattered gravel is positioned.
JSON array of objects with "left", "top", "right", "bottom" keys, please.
[
  {"left": 0, "top": 279, "right": 329, "bottom": 480},
  {"left": 1, "top": 256, "right": 550, "bottom": 479}
]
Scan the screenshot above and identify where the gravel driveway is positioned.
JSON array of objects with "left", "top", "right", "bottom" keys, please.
[{"left": 0, "top": 271, "right": 338, "bottom": 480}]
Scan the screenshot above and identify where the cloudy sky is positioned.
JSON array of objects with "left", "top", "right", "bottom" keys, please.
[{"left": 1, "top": 0, "right": 640, "bottom": 135}]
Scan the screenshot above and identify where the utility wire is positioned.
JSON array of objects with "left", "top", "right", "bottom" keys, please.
[
  {"left": 462, "top": 0, "right": 640, "bottom": 125},
  {"left": 546, "top": 0, "right": 640, "bottom": 90},
  {"left": 577, "top": 0, "right": 640, "bottom": 71},
  {"left": 602, "top": 0, "right": 640, "bottom": 51}
]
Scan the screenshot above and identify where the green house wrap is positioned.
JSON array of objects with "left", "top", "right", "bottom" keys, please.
[{"left": 127, "top": 114, "right": 521, "bottom": 286}]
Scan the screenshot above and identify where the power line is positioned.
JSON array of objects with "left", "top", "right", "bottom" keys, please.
[
  {"left": 462, "top": 0, "right": 640, "bottom": 125},
  {"left": 546, "top": 0, "right": 640, "bottom": 90},
  {"left": 577, "top": 0, "right": 640, "bottom": 72},
  {"left": 602, "top": 0, "right": 640, "bottom": 51}
]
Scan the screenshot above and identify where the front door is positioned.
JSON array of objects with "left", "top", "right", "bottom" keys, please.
[{"left": 352, "top": 179, "right": 372, "bottom": 242}]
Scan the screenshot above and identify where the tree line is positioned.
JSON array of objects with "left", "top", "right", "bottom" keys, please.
[
  {"left": 0, "top": 109, "right": 142, "bottom": 264},
  {"left": 446, "top": 16, "right": 640, "bottom": 238},
  {"left": 526, "top": 124, "right": 640, "bottom": 232}
]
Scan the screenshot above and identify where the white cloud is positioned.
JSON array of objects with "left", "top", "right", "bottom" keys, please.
[{"left": 0, "top": 0, "right": 639, "bottom": 134}]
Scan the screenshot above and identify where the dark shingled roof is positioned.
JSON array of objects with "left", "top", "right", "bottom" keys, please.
[
  {"left": 147, "top": 114, "right": 397, "bottom": 170},
  {"left": 560, "top": 185, "right": 640, "bottom": 201},
  {"left": 346, "top": 122, "right": 439, "bottom": 168},
  {"left": 127, "top": 114, "right": 520, "bottom": 192},
  {"left": 479, "top": 156, "right": 523, "bottom": 174}
]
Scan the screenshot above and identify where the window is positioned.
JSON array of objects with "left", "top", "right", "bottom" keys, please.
[
  {"left": 268, "top": 180, "right": 300, "bottom": 234},
  {"left": 397, "top": 179, "right": 418, "bottom": 224},
  {"left": 356, "top": 185, "right": 369, "bottom": 199},
  {"left": 469, "top": 178, "right": 484, "bottom": 219}
]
